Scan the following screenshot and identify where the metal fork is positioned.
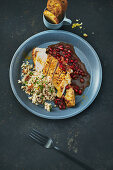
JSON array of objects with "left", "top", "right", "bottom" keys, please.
[{"left": 29, "top": 129, "right": 95, "bottom": 170}]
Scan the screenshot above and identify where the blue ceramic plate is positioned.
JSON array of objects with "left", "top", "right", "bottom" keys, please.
[{"left": 9, "top": 30, "right": 102, "bottom": 119}]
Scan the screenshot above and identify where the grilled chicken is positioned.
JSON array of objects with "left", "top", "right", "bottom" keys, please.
[
  {"left": 32, "top": 48, "right": 47, "bottom": 72},
  {"left": 43, "top": 54, "right": 53, "bottom": 76},
  {"left": 56, "top": 72, "right": 71, "bottom": 98},
  {"left": 65, "top": 88, "right": 75, "bottom": 107},
  {"left": 47, "top": 55, "right": 58, "bottom": 78}
]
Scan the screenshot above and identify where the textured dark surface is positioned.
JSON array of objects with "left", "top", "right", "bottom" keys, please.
[{"left": 0, "top": 0, "right": 113, "bottom": 170}]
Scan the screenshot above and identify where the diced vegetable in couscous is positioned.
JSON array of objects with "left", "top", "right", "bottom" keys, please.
[{"left": 44, "top": 102, "right": 52, "bottom": 112}]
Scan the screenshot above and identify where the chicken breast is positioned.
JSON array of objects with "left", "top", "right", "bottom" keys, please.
[
  {"left": 43, "top": 54, "right": 53, "bottom": 76},
  {"left": 56, "top": 72, "right": 71, "bottom": 98},
  {"left": 32, "top": 48, "right": 47, "bottom": 72},
  {"left": 65, "top": 88, "right": 75, "bottom": 107},
  {"left": 47, "top": 56, "right": 58, "bottom": 78}
]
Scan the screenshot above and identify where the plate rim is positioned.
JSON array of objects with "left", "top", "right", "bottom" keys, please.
[{"left": 9, "top": 30, "right": 102, "bottom": 119}]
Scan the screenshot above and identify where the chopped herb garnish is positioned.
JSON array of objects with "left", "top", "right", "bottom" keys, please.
[
  {"left": 36, "top": 81, "right": 39, "bottom": 84},
  {"left": 39, "top": 85, "right": 43, "bottom": 91},
  {"left": 49, "top": 87, "right": 54, "bottom": 93},
  {"left": 29, "top": 72, "right": 33, "bottom": 76},
  {"left": 49, "top": 87, "right": 52, "bottom": 93},
  {"left": 31, "top": 91, "right": 34, "bottom": 94},
  {"left": 45, "top": 81, "right": 48, "bottom": 85},
  {"left": 25, "top": 81, "right": 27, "bottom": 84},
  {"left": 42, "top": 75, "right": 44, "bottom": 79},
  {"left": 41, "top": 95, "right": 44, "bottom": 99},
  {"left": 51, "top": 89, "right": 54, "bottom": 93}
]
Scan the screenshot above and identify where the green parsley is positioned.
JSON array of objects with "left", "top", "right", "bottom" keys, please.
[
  {"left": 39, "top": 85, "right": 43, "bottom": 91},
  {"left": 49, "top": 86, "right": 54, "bottom": 93},
  {"left": 36, "top": 81, "right": 39, "bottom": 84},
  {"left": 49, "top": 87, "right": 51, "bottom": 93},
  {"left": 25, "top": 81, "right": 27, "bottom": 84},
  {"left": 44, "top": 81, "right": 48, "bottom": 85},
  {"left": 31, "top": 91, "right": 34, "bottom": 94},
  {"left": 51, "top": 89, "right": 54, "bottom": 93},
  {"left": 34, "top": 82, "right": 37, "bottom": 85},
  {"left": 41, "top": 95, "right": 44, "bottom": 99},
  {"left": 42, "top": 75, "right": 44, "bottom": 79},
  {"left": 29, "top": 72, "right": 33, "bottom": 76}
]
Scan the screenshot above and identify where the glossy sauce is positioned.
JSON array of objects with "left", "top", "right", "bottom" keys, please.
[{"left": 47, "top": 42, "right": 90, "bottom": 96}]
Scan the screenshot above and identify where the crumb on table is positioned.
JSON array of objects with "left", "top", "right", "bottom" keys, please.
[{"left": 83, "top": 33, "right": 88, "bottom": 37}]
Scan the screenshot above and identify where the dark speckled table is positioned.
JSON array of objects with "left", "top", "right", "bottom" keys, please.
[{"left": 0, "top": 0, "right": 113, "bottom": 170}]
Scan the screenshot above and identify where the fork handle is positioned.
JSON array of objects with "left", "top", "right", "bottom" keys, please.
[{"left": 53, "top": 146, "right": 94, "bottom": 170}]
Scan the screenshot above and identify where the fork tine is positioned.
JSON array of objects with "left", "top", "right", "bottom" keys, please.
[
  {"left": 29, "top": 134, "right": 45, "bottom": 146},
  {"left": 30, "top": 132, "right": 46, "bottom": 144},
  {"left": 29, "top": 134, "right": 44, "bottom": 146},
  {"left": 33, "top": 129, "right": 48, "bottom": 140},
  {"left": 32, "top": 130, "right": 47, "bottom": 142}
]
